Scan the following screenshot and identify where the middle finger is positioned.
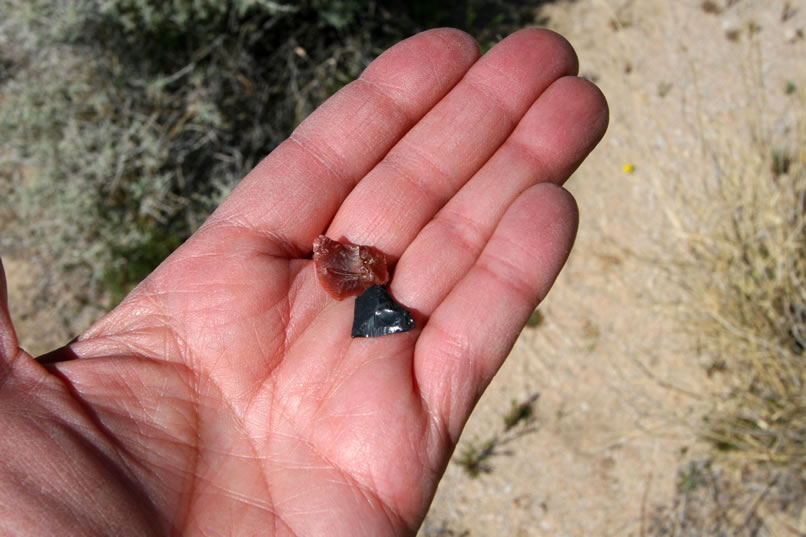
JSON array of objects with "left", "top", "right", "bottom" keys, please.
[{"left": 323, "top": 29, "right": 578, "bottom": 260}]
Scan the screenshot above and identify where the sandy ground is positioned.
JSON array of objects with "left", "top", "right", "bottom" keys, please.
[
  {"left": 3, "top": 0, "right": 804, "bottom": 535},
  {"left": 420, "top": 1, "right": 805, "bottom": 535}
]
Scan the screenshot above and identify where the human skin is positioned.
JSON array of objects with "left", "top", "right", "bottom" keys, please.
[{"left": 0, "top": 28, "right": 607, "bottom": 536}]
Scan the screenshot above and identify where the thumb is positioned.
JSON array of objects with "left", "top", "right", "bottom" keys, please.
[
  {"left": 0, "top": 257, "right": 22, "bottom": 367},
  {"left": 0, "top": 258, "right": 77, "bottom": 365}
]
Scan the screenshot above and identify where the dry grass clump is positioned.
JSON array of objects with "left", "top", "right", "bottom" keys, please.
[
  {"left": 667, "top": 126, "right": 806, "bottom": 467},
  {"left": 645, "top": 79, "right": 806, "bottom": 533},
  {"left": 648, "top": 460, "right": 805, "bottom": 537}
]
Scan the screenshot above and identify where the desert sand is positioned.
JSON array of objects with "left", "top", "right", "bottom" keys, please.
[{"left": 419, "top": 1, "right": 805, "bottom": 535}]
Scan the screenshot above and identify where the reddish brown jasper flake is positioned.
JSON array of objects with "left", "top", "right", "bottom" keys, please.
[{"left": 313, "top": 235, "right": 389, "bottom": 299}]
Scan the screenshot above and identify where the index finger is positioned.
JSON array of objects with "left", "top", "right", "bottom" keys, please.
[{"left": 204, "top": 29, "right": 481, "bottom": 257}]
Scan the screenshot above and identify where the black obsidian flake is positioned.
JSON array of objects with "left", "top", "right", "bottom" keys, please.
[{"left": 351, "top": 285, "right": 415, "bottom": 338}]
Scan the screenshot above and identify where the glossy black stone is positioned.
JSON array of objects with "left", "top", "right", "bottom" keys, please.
[{"left": 351, "top": 285, "right": 415, "bottom": 338}]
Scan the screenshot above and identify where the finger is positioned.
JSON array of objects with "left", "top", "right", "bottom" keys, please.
[
  {"left": 204, "top": 29, "right": 481, "bottom": 257},
  {"left": 325, "top": 29, "right": 579, "bottom": 260},
  {"left": 413, "top": 183, "right": 578, "bottom": 439},
  {"left": 0, "top": 258, "right": 18, "bottom": 361},
  {"left": 393, "top": 76, "right": 607, "bottom": 316}
]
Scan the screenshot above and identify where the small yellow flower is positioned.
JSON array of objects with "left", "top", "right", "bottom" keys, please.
[{"left": 623, "top": 163, "right": 635, "bottom": 173}]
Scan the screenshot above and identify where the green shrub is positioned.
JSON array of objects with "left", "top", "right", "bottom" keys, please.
[
  {"left": 1, "top": 0, "right": 389, "bottom": 309},
  {"left": 0, "top": 0, "right": 542, "bottom": 323}
]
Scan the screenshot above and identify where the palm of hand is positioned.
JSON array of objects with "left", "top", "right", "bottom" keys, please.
[
  {"left": 70, "top": 243, "right": 438, "bottom": 536},
  {"left": 0, "top": 29, "right": 606, "bottom": 536}
]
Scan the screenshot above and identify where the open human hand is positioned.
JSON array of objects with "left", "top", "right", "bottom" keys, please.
[{"left": 0, "top": 28, "right": 607, "bottom": 536}]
